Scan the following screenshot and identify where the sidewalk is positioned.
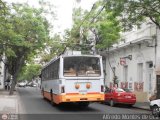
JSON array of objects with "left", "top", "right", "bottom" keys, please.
[
  {"left": 133, "top": 102, "right": 150, "bottom": 111},
  {"left": 0, "top": 90, "right": 19, "bottom": 114}
]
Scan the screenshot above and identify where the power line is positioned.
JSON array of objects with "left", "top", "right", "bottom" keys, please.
[
  {"left": 77, "top": 3, "right": 96, "bottom": 30},
  {"left": 90, "top": 5, "right": 105, "bottom": 24}
]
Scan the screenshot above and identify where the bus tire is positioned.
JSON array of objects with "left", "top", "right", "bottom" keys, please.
[{"left": 50, "top": 90, "right": 56, "bottom": 106}]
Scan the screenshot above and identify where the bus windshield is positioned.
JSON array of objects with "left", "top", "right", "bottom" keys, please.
[{"left": 63, "top": 56, "right": 101, "bottom": 77}]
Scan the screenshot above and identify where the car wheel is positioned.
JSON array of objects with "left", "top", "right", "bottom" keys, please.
[
  {"left": 152, "top": 105, "right": 160, "bottom": 117},
  {"left": 110, "top": 99, "right": 114, "bottom": 107}
]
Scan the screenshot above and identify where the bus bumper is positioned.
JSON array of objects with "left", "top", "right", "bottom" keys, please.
[{"left": 54, "top": 93, "right": 104, "bottom": 104}]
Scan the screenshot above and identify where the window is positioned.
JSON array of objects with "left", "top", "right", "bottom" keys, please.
[
  {"left": 51, "top": 59, "right": 60, "bottom": 79},
  {"left": 42, "top": 59, "right": 60, "bottom": 80},
  {"left": 123, "top": 65, "right": 128, "bottom": 82},
  {"left": 63, "top": 57, "right": 101, "bottom": 77},
  {"left": 137, "top": 63, "right": 143, "bottom": 82}
]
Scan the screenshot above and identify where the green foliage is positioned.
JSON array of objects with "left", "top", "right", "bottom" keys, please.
[
  {"left": 69, "top": 0, "right": 121, "bottom": 50},
  {"left": 0, "top": 2, "right": 51, "bottom": 94},
  {"left": 95, "top": 11, "right": 121, "bottom": 49},
  {"left": 105, "top": 0, "right": 160, "bottom": 30},
  {"left": 18, "top": 64, "right": 42, "bottom": 81},
  {"left": 0, "top": 3, "right": 50, "bottom": 76},
  {"left": 40, "top": 34, "right": 65, "bottom": 63}
]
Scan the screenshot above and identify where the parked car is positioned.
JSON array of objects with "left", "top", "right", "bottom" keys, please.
[
  {"left": 104, "top": 87, "right": 136, "bottom": 107},
  {"left": 32, "top": 84, "right": 37, "bottom": 87},
  {"left": 17, "top": 82, "right": 26, "bottom": 87},
  {"left": 26, "top": 82, "right": 37, "bottom": 87},
  {"left": 150, "top": 99, "right": 160, "bottom": 117}
]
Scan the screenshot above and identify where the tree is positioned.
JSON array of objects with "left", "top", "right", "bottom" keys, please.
[
  {"left": 0, "top": 3, "right": 50, "bottom": 95},
  {"left": 105, "top": 0, "right": 160, "bottom": 30},
  {"left": 40, "top": 34, "right": 65, "bottom": 63},
  {"left": 71, "top": 1, "right": 121, "bottom": 50},
  {"left": 18, "top": 64, "right": 42, "bottom": 82},
  {"left": 65, "top": 7, "right": 89, "bottom": 51}
]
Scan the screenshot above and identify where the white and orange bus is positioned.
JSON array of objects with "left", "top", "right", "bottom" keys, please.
[{"left": 41, "top": 51, "right": 104, "bottom": 107}]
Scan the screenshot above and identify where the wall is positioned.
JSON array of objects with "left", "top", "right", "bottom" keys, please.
[{"left": 104, "top": 23, "right": 159, "bottom": 102}]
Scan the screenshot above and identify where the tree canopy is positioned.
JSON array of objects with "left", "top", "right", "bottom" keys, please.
[
  {"left": 18, "top": 64, "right": 42, "bottom": 82},
  {"left": 0, "top": 2, "right": 51, "bottom": 94},
  {"left": 68, "top": 1, "right": 121, "bottom": 51},
  {"left": 105, "top": 0, "right": 160, "bottom": 30}
]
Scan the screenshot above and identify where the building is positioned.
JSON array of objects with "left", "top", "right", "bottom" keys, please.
[{"left": 101, "top": 22, "right": 160, "bottom": 102}]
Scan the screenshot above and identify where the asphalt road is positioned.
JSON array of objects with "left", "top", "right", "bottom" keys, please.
[{"left": 17, "top": 87, "right": 152, "bottom": 120}]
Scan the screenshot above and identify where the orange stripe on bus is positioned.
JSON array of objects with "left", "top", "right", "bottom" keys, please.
[
  {"left": 87, "top": 92, "right": 100, "bottom": 94},
  {"left": 66, "top": 93, "right": 79, "bottom": 95},
  {"left": 42, "top": 91, "right": 104, "bottom": 104}
]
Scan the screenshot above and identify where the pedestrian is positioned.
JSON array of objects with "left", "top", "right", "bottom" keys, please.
[
  {"left": 4, "top": 81, "right": 8, "bottom": 90},
  {"left": 5, "top": 78, "right": 10, "bottom": 90}
]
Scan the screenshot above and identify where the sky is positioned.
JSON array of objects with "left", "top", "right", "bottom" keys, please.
[{"left": 4, "top": 0, "right": 98, "bottom": 36}]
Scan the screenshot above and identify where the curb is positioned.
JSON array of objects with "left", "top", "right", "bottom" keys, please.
[{"left": 133, "top": 106, "right": 151, "bottom": 111}]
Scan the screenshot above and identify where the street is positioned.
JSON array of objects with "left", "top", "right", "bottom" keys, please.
[{"left": 17, "top": 87, "right": 151, "bottom": 120}]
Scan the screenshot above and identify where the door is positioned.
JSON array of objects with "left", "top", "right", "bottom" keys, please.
[
  {"left": 156, "top": 75, "right": 160, "bottom": 99},
  {"left": 147, "top": 69, "right": 153, "bottom": 93},
  {"left": 146, "top": 62, "right": 153, "bottom": 93}
]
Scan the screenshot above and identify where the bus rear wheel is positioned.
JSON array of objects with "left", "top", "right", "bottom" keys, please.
[{"left": 50, "top": 90, "right": 57, "bottom": 106}]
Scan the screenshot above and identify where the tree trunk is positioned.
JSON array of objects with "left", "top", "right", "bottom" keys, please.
[
  {"left": 9, "top": 69, "right": 19, "bottom": 95},
  {"left": 9, "top": 56, "right": 25, "bottom": 95},
  {"left": 9, "top": 77, "right": 16, "bottom": 95}
]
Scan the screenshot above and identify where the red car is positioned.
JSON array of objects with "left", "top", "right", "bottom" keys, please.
[{"left": 104, "top": 87, "right": 136, "bottom": 107}]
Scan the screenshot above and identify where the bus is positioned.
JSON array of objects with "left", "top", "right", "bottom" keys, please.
[{"left": 41, "top": 51, "right": 104, "bottom": 107}]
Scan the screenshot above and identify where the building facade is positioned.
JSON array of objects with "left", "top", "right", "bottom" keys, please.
[{"left": 102, "top": 22, "right": 160, "bottom": 102}]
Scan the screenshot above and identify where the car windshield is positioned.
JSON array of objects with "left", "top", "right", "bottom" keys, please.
[{"left": 115, "top": 88, "right": 125, "bottom": 92}]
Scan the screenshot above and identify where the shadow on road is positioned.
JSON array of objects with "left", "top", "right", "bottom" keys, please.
[
  {"left": 43, "top": 98, "right": 99, "bottom": 112},
  {"left": 101, "top": 102, "right": 134, "bottom": 109}
]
